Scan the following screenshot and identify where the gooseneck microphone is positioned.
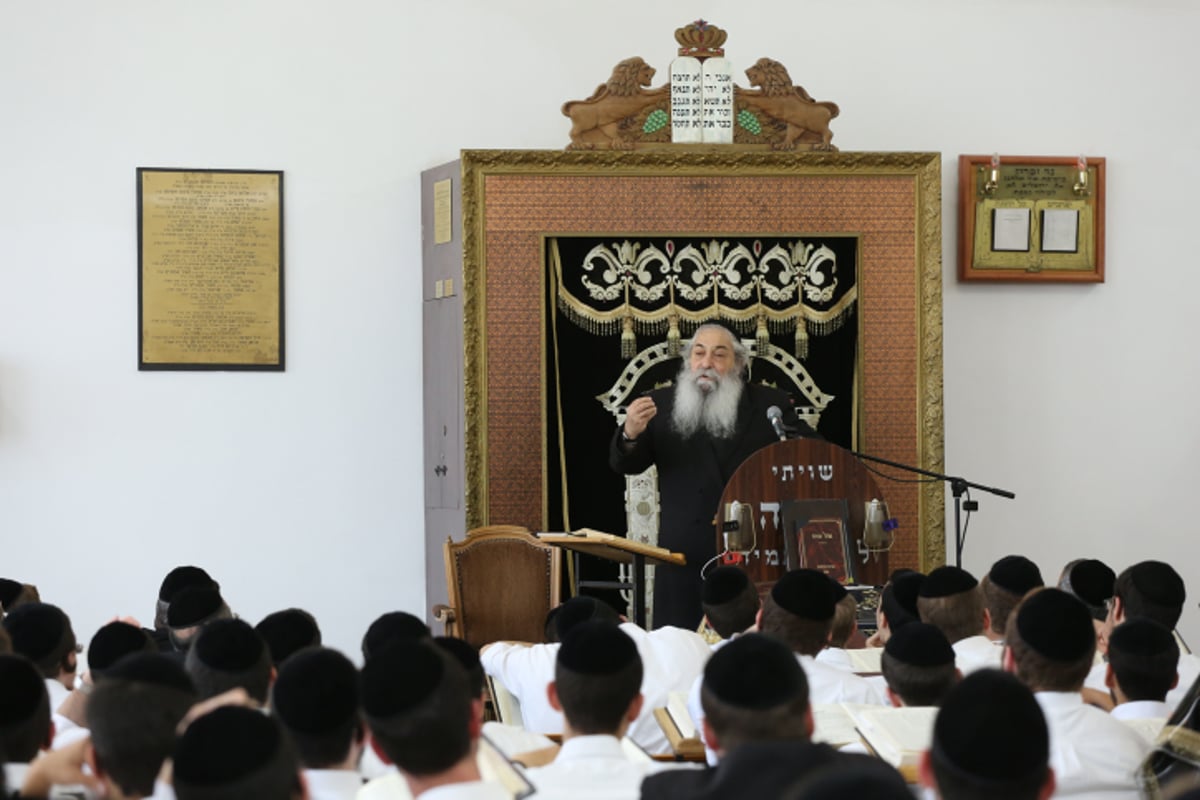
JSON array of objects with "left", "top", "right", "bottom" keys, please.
[{"left": 766, "top": 405, "right": 788, "bottom": 442}]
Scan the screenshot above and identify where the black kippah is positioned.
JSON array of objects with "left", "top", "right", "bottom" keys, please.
[
  {"left": 704, "top": 633, "right": 804, "bottom": 709},
  {"left": 554, "top": 596, "right": 620, "bottom": 640},
  {"left": 434, "top": 636, "right": 481, "bottom": 674},
  {"left": 558, "top": 621, "right": 639, "bottom": 675},
  {"left": 173, "top": 706, "right": 289, "bottom": 787},
  {"left": 770, "top": 569, "right": 837, "bottom": 621},
  {"left": 1130, "top": 561, "right": 1186, "bottom": 608},
  {"left": 881, "top": 572, "right": 924, "bottom": 629},
  {"left": 0, "top": 579, "right": 23, "bottom": 610},
  {"left": 919, "top": 567, "right": 978, "bottom": 599},
  {"left": 828, "top": 580, "right": 849, "bottom": 603},
  {"left": 362, "top": 611, "right": 431, "bottom": 660},
  {"left": 702, "top": 566, "right": 751, "bottom": 605},
  {"left": 989, "top": 555, "right": 1044, "bottom": 595},
  {"left": 1067, "top": 559, "right": 1116, "bottom": 619},
  {"left": 88, "top": 622, "right": 154, "bottom": 675},
  {"left": 100, "top": 652, "right": 195, "bottom": 694},
  {"left": 3, "top": 602, "right": 67, "bottom": 661},
  {"left": 255, "top": 608, "right": 321, "bottom": 666},
  {"left": 0, "top": 654, "right": 48, "bottom": 723},
  {"left": 884, "top": 621, "right": 954, "bottom": 667},
  {"left": 1015, "top": 589, "right": 1095, "bottom": 661},
  {"left": 167, "top": 587, "right": 224, "bottom": 628},
  {"left": 272, "top": 647, "right": 359, "bottom": 734},
  {"left": 361, "top": 640, "right": 446, "bottom": 718},
  {"left": 192, "top": 619, "right": 265, "bottom": 671},
  {"left": 1109, "top": 617, "right": 1177, "bottom": 659},
  {"left": 159, "top": 566, "right": 217, "bottom": 602},
  {"left": 933, "top": 670, "right": 1047, "bottom": 782}
]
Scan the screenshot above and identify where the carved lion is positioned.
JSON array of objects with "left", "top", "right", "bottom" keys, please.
[
  {"left": 562, "top": 57, "right": 669, "bottom": 150},
  {"left": 740, "top": 58, "right": 840, "bottom": 150}
]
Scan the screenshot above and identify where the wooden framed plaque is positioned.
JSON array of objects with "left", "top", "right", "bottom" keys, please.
[{"left": 138, "top": 167, "right": 284, "bottom": 370}]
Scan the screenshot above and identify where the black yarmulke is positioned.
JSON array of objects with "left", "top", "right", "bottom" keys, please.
[
  {"left": 557, "top": 621, "right": 639, "bottom": 675},
  {"left": 770, "top": 569, "right": 837, "bottom": 621},
  {"left": 702, "top": 566, "right": 751, "bottom": 605},
  {"left": 1130, "top": 561, "right": 1186, "bottom": 608},
  {"left": 0, "top": 654, "right": 48, "bottom": 723},
  {"left": 554, "top": 596, "right": 620, "bottom": 640},
  {"left": 362, "top": 611, "right": 431, "bottom": 660},
  {"left": 361, "top": 640, "right": 447, "bottom": 718},
  {"left": 881, "top": 571, "right": 924, "bottom": 629},
  {"left": 88, "top": 622, "right": 154, "bottom": 675},
  {"left": 100, "top": 652, "right": 195, "bottom": 695},
  {"left": 159, "top": 566, "right": 217, "bottom": 602},
  {"left": 191, "top": 619, "right": 266, "bottom": 671},
  {"left": 1109, "top": 617, "right": 1177, "bottom": 659},
  {"left": 272, "top": 647, "right": 359, "bottom": 735},
  {"left": 255, "top": 608, "right": 321, "bottom": 666},
  {"left": 919, "top": 567, "right": 978, "bottom": 599},
  {"left": 434, "top": 636, "right": 481, "bottom": 674},
  {"left": 3, "top": 602, "right": 67, "bottom": 661},
  {"left": 0, "top": 579, "right": 23, "bottom": 610},
  {"left": 933, "top": 670, "right": 1047, "bottom": 782},
  {"left": 167, "top": 586, "right": 224, "bottom": 628},
  {"left": 884, "top": 621, "right": 954, "bottom": 667},
  {"left": 989, "top": 555, "right": 1044, "bottom": 595},
  {"left": 704, "top": 633, "right": 804, "bottom": 709},
  {"left": 1015, "top": 589, "right": 1095, "bottom": 661},
  {"left": 173, "top": 706, "right": 288, "bottom": 787},
  {"left": 828, "top": 580, "right": 849, "bottom": 603},
  {"left": 1068, "top": 559, "right": 1116, "bottom": 608}
]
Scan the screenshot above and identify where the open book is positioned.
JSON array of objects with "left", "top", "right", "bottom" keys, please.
[
  {"left": 842, "top": 704, "right": 938, "bottom": 770},
  {"left": 652, "top": 691, "right": 705, "bottom": 760}
]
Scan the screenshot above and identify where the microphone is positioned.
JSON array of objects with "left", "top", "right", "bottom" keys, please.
[{"left": 766, "top": 405, "right": 788, "bottom": 442}]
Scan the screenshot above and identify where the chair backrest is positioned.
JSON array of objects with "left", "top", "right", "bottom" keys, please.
[{"left": 442, "top": 526, "right": 562, "bottom": 649}]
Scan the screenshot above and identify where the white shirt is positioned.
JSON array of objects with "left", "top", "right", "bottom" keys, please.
[
  {"left": 418, "top": 783, "right": 511, "bottom": 800},
  {"left": 951, "top": 635, "right": 1003, "bottom": 674},
  {"left": 1035, "top": 690, "right": 1148, "bottom": 799},
  {"left": 797, "top": 654, "right": 889, "bottom": 707},
  {"left": 521, "top": 735, "right": 652, "bottom": 800},
  {"left": 480, "top": 623, "right": 711, "bottom": 755},
  {"left": 814, "top": 647, "right": 854, "bottom": 672},
  {"left": 1112, "top": 701, "right": 1170, "bottom": 748},
  {"left": 1085, "top": 651, "right": 1200, "bottom": 717},
  {"left": 357, "top": 746, "right": 527, "bottom": 800},
  {"left": 304, "top": 768, "right": 365, "bottom": 800}
]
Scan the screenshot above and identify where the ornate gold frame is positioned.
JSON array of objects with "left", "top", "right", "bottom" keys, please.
[{"left": 460, "top": 149, "right": 944, "bottom": 572}]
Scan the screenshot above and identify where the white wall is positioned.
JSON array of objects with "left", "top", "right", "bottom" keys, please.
[{"left": 3, "top": 0, "right": 1198, "bottom": 657}]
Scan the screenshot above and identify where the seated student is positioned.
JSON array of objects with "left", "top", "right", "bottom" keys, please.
[
  {"left": 271, "top": 647, "right": 366, "bottom": 800},
  {"left": 920, "top": 669, "right": 1054, "bottom": 800},
  {"left": 3, "top": 603, "right": 78, "bottom": 717},
  {"left": 174, "top": 706, "right": 306, "bottom": 800},
  {"left": 699, "top": 566, "right": 759, "bottom": 645},
  {"left": 641, "top": 634, "right": 897, "bottom": 799},
  {"left": 1059, "top": 558, "right": 1116, "bottom": 647},
  {"left": 479, "top": 596, "right": 710, "bottom": 755},
  {"left": 813, "top": 583, "right": 860, "bottom": 671},
  {"left": 522, "top": 622, "right": 655, "bottom": 799},
  {"left": 85, "top": 652, "right": 200, "bottom": 800},
  {"left": 54, "top": 620, "right": 156, "bottom": 747},
  {"left": 153, "top": 565, "right": 219, "bottom": 650},
  {"left": 184, "top": 618, "right": 274, "bottom": 705},
  {"left": 865, "top": 570, "right": 923, "bottom": 648},
  {"left": 0, "top": 654, "right": 54, "bottom": 792},
  {"left": 1106, "top": 617, "right": 1180, "bottom": 744},
  {"left": 0, "top": 578, "right": 40, "bottom": 615},
  {"left": 257, "top": 608, "right": 323, "bottom": 668},
  {"left": 880, "top": 621, "right": 958, "bottom": 707},
  {"left": 1004, "top": 588, "right": 1147, "bottom": 797},
  {"left": 917, "top": 566, "right": 1002, "bottom": 674},
  {"left": 980, "top": 555, "right": 1043, "bottom": 643},
  {"left": 360, "top": 639, "right": 509, "bottom": 800},
  {"left": 361, "top": 611, "right": 431, "bottom": 662},
  {"left": 167, "top": 585, "right": 233, "bottom": 652}
]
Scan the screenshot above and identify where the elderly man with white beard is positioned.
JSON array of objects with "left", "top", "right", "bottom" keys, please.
[{"left": 610, "top": 323, "right": 814, "bottom": 630}]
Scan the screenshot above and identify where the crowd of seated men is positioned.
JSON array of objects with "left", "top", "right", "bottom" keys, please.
[{"left": 0, "top": 554, "right": 1197, "bottom": 799}]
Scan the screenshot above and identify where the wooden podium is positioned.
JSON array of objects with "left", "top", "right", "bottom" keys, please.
[
  {"left": 539, "top": 530, "right": 685, "bottom": 629},
  {"left": 717, "top": 439, "right": 890, "bottom": 589}
]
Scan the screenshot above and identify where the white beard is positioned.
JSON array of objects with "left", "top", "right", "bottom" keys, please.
[{"left": 671, "top": 365, "right": 744, "bottom": 439}]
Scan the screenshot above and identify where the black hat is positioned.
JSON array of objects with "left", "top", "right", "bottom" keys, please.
[
  {"left": 255, "top": 608, "right": 321, "bottom": 667},
  {"left": 100, "top": 652, "right": 195, "bottom": 695},
  {"left": 881, "top": 571, "right": 924, "bottom": 629},
  {"left": 1065, "top": 559, "right": 1116, "bottom": 620},
  {"left": 988, "top": 556, "right": 1044, "bottom": 595},
  {"left": 88, "top": 622, "right": 155, "bottom": 676},
  {"left": 3, "top": 602, "right": 69, "bottom": 662},
  {"left": 167, "top": 587, "right": 225, "bottom": 628},
  {"left": 173, "top": 706, "right": 296, "bottom": 797},
  {"left": 770, "top": 569, "right": 837, "bottom": 621},
  {"left": 361, "top": 640, "right": 452, "bottom": 718},
  {"left": 554, "top": 597, "right": 621, "bottom": 640},
  {"left": 159, "top": 566, "right": 217, "bottom": 602},
  {"left": 932, "top": 669, "right": 1048, "bottom": 784},
  {"left": 884, "top": 621, "right": 955, "bottom": 667},
  {"left": 361, "top": 611, "right": 431, "bottom": 661},
  {"left": 0, "top": 654, "right": 48, "bottom": 724},
  {"left": 190, "top": 619, "right": 266, "bottom": 671},
  {"left": 919, "top": 567, "right": 978, "bottom": 599},
  {"left": 272, "top": 647, "right": 359, "bottom": 735},
  {"left": 702, "top": 566, "right": 751, "bottom": 605},
  {"left": 557, "top": 621, "right": 639, "bottom": 675},
  {"left": 1129, "top": 561, "right": 1186, "bottom": 609},
  {"left": 703, "top": 633, "right": 805, "bottom": 709},
  {"left": 0, "top": 579, "right": 24, "bottom": 610},
  {"left": 1015, "top": 589, "right": 1095, "bottom": 662}
]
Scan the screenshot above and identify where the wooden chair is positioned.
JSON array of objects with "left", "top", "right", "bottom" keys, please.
[{"left": 433, "top": 525, "right": 562, "bottom": 650}]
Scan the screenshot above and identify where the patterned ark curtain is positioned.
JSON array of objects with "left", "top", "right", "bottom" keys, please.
[{"left": 544, "top": 235, "right": 859, "bottom": 606}]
